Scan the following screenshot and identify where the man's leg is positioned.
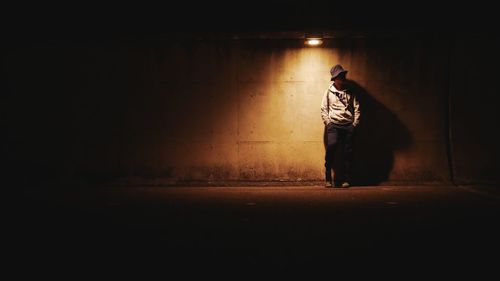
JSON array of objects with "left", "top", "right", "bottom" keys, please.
[
  {"left": 343, "top": 128, "right": 354, "bottom": 186},
  {"left": 324, "top": 124, "right": 338, "bottom": 186}
]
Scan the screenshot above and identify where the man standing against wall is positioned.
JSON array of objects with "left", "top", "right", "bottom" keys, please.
[{"left": 321, "top": 64, "right": 360, "bottom": 187}]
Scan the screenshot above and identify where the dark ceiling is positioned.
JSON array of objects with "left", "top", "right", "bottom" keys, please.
[{"left": 4, "top": 1, "right": 498, "bottom": 42}]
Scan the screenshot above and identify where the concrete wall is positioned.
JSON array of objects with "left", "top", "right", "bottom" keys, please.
[
  {"left": 5, "top": 32, "right": 499, "bottom": 186},
  {"left": 449, "top": 35, "right": 500, "bottom": 184}
]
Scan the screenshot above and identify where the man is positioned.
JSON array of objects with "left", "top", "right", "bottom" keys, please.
[{"left": 321, "top": 64, "right": 360, "bottom": 188}]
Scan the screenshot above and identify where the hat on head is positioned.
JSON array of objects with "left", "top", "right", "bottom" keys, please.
[{"left": 330, "top": 64, "right": 348, "bottom": 81}]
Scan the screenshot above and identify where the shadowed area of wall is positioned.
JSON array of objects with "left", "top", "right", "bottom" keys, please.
[
  {"left": 4, "top": 32, "right": 499, "bottom": 186},
  {"left": 449, "top": 35, "right": 500, "bottom": 184}
]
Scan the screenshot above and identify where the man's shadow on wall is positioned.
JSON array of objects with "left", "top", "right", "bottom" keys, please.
[{"left": 324, "top": 80, "right": 413, "bottom": 186}]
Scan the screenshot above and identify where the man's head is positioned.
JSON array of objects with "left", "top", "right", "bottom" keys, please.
[{"left": 330, "top": 64, "right": 348, "bottom": 90}]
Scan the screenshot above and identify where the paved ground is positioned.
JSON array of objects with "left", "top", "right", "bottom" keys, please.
[{"left": 19, "top": 185, "right": 500, "bottom": 277}]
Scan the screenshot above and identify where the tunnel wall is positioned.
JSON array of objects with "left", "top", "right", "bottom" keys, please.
[
  {"left": 5, "top": 32, "right": 499, "bottom": 186},
  {"left": 449, "top": 35, "right": 500, "bottom": 184}
]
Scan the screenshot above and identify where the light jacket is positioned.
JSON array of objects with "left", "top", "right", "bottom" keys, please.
[{"left": 321, "top": 82, "right": 360, "bottom": 127}]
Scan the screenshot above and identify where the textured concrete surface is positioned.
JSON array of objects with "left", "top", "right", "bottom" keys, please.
[
  {"left": 19, "top": 185, "right": 500, "bottom": 276},
  {"left": 449, "top": 35, "right": 500, "bottom": 184},
  {"left": 4, "top": 33, "right": 500, "bottom": 187}
]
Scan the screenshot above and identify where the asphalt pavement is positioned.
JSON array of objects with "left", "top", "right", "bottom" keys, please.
[{"left": 19, "top": 184, "right": 500, "bottom": 277}]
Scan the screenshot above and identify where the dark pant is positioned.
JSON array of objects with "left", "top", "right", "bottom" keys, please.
[{"left": 324, "top": 123, "right": 354, "bottom": 184}]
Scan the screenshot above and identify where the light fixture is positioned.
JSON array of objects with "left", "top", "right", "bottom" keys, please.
[
  {"left": 305, "top": 38, "right": 323, "bottom": 46},
  {"left": 305, "top": 31, "right": 323, "bottom": 46}
]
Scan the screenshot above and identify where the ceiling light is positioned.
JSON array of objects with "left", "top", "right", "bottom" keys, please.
[
  {"left": 305, "top": 31, "right": 324, "bottom": 46},
  {"left": 305, "top": 38, "right": 323, "bottom": 46}
]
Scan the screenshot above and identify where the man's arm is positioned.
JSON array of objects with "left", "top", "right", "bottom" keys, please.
[
  {"left": 321, "top": 89, "right": 331, "bottom": 126},
  {"left": 352, "top": 95, "right": 360, "bottom": 127}
]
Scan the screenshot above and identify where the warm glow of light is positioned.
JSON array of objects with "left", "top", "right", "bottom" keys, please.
[{"left": 305, "top": 38, "right": 323, "bottom": 46}]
